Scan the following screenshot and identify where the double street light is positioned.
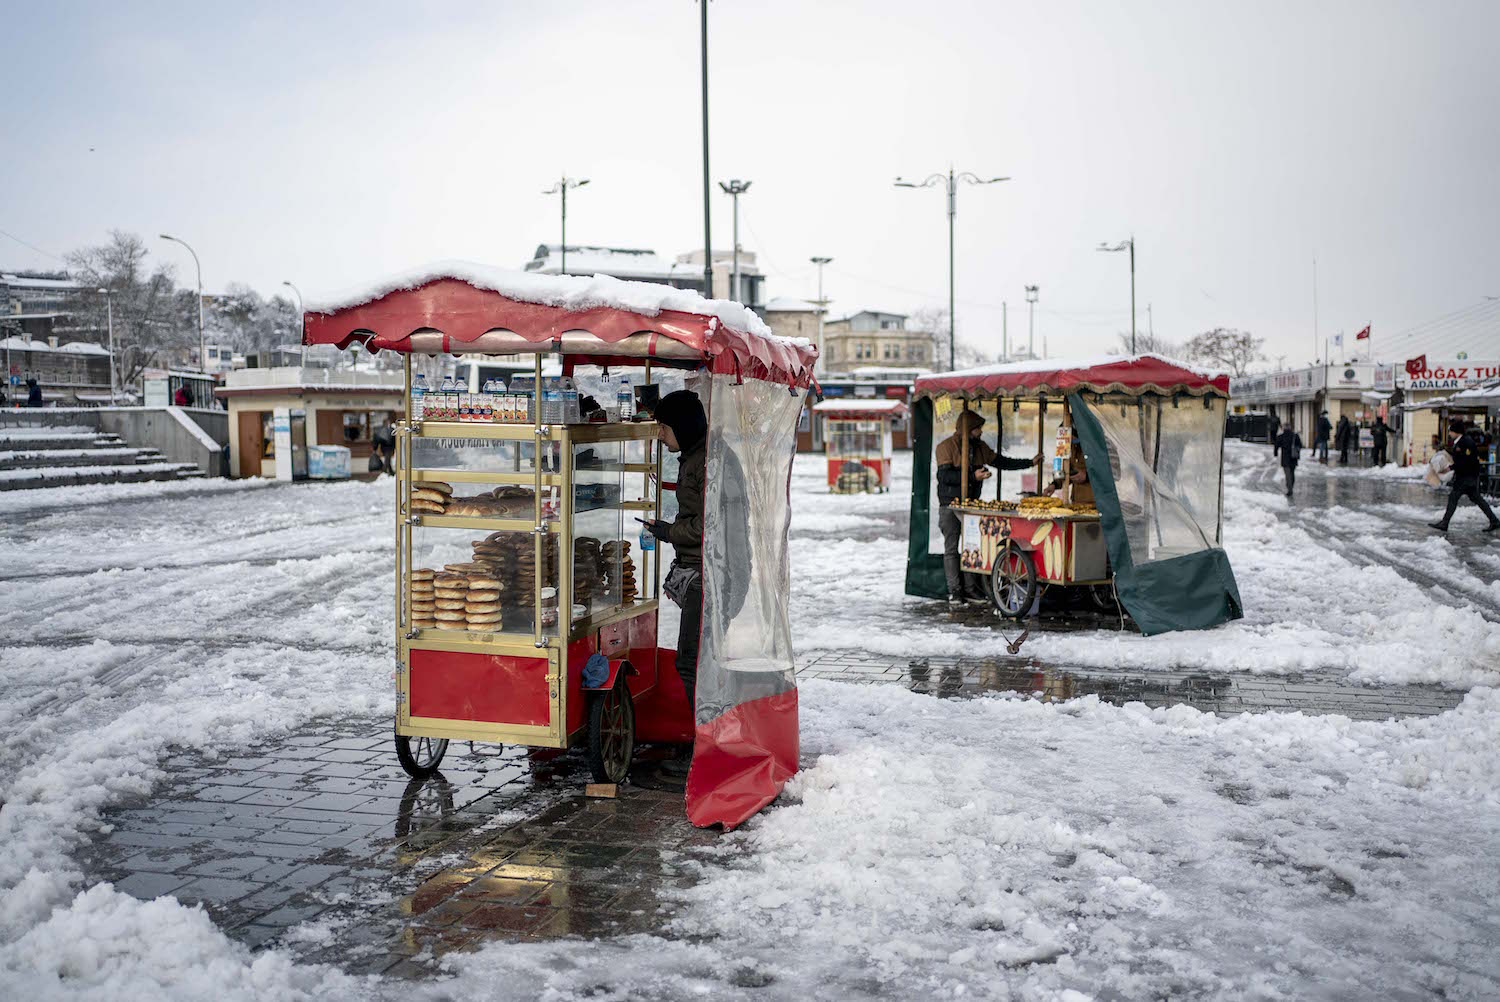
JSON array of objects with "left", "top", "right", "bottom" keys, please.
[
  {"left": 159, "top": 234, "right": 206, "bottom": 373},
  {"left": 541, "top": 176, "right": 590, "bottom": 277},
  {"left": 96, "top": 287, "right": 116, "bottom": 403},
  {"left": 1098, "top": 237, "right": 1136, "bottom": 353},
  {"left": 718, "top": 179, "right": 752, "bottom": 303},
  {"left": 895, "top": 169, "right": 1009, "bottom": 371},
  {"left": 810, "top": 255, "right": 832, "bottom": 373}
]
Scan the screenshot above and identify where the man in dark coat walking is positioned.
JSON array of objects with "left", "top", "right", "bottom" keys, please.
[
  {"left": 1335, "top": 415, "right": 1352, "bottom": 464},
  {"left": 1429, "top": 419, "right": 1500, "bottom": 533},
  {"left": 1313, "top": 410, "right": 1332, "bottom": 463},
  {"left": 1371, "top": 417, "right": 1389, "bottom": 467},
  {"left": 26, "top": 377, "right": 42, "bottom": 407},
  {"left": 1273, "top": 423, "right": 1304, "bottom": 496}
]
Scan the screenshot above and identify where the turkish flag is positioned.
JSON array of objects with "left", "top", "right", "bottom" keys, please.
[
  {"left": 1405, "top": 355, "right": 1426, "bottom": 378},
  {"left": 1355, "top": 325, "right": 1371, "bottom": 340}
]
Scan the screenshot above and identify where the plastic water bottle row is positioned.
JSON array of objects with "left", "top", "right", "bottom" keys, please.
[{"left": 411, "top": 374, "right": 638, "bottom": 425}]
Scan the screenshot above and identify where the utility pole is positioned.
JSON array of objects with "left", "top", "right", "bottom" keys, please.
[
  {"left": 718, "top": 179, "right": 752, "bottom": 302},
  {"left": 699, "top": 1, "right": 713, "bottom": 298},
  {"left": 542, "top": 176, "right": 590, "bottom": 277},
  {"left": 1025, "top": 285, "right": 1039, "bottom": 358},
  {"left": 895, "top": 169, "right": 1010, "bottom": 370},
  {"left": 160, "top": 234, "right": 205, "bottom": 372},
  {"left": 810, "top": 256, "right": 832, "bottom": 373},
  {"left": 1097, "top": 237, "right": 1136, "bottom": 353},
  {"left": 1002, "top": 301, "right": 1008, "bottom": 361},
  {"left": 1312, "top": 257, "right": 1319, "bottom": 365},
  {"left": 97, "top": 287, "right": 115, "bottom": 403}
]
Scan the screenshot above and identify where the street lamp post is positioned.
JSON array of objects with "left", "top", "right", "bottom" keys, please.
[
  {"left": 895, "top": 169, "right": 1009, "bottom": 371},
  {"left": 542, "top": 176, "right": 590, "bottom": 276},
  {"left": 97, "top": 287, "right": 115, "bottom": 403},
  {"left": 160, "top": 234, "right": 205, "bottom": 372},
  {"left": 810, "top": 256, "right": 832, "bottom": 373},
  {"left": 698, "top": 0, "right": 713, "bottom": 298},
  {"left": 718, "top": 179, "right": 752, "bottom": 303},
  {"left": 1025, "top": 285, "right": 1039, "bottom": 358},
  {"left": 282, "top": 280, "right": 312, "bottom": 366},
  {"left": 1098, "top": 237, "right": 1136, "bottom": 353}
]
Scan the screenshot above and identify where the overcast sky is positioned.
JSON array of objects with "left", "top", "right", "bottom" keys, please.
[{"left": 3, "top": 0, "right": 1497, "bottom": 366}]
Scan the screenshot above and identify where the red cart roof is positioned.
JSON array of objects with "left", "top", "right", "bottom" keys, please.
[
  {"left": 301, "top": 262, "right": 818, "bottom": 388},
  {"left": 914, "top": 353, "right": 1228, "bottom": 399},
  {"left": 811, "top": 398, "right": 908, "bottom": 419}
]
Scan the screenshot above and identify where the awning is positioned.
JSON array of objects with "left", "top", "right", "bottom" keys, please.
[
  {"left": 914, "top": 353, "right": 1228, "bottom": 399},
  {"left": 811, "top": 398, "right": 907, "bottom": 420},
  {"left": 302, "top": 264, "right": 819, "bottom": 389}
]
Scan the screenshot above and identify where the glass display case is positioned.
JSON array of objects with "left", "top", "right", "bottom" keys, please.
[{"left": 398, "top": 418, "right": 660, "bottom": 648}]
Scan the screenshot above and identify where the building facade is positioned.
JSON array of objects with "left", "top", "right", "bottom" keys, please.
[
  {"left": 523, "top": 244, "right": 765, "bottom": 310},
  {"left": 822, "top": 311, "right": 934, "bottom": 372}
]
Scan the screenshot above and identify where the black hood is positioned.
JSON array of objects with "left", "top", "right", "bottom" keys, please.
[{"left": 654, "top": 389, "right": 707, "bottom": 453}]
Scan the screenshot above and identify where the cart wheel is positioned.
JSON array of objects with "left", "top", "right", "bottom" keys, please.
[
  {"left": 395, "top": 733, "right": 449, "bottom": 779},
  {"left": 991, "top": 544, "right": 1038, "bottom": 619},
  {"left": 587, "top": 677, "right": 635, "bottom": 784},
  {"left": 1086, "top": 582, "right": 1116, "bottom": 611}
]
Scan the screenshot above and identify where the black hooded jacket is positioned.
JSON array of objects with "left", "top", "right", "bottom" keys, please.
[{"left": 655, "top": 390, "right": 708, "bottom": 568}]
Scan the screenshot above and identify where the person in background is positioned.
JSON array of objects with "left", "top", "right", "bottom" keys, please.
[
  {"left": 1273, "top": 422, "right": 1304, "bottom": 497},
  {"left": 1268, "top": 412, "right": 1281, "bottom": 447},
  {"left": 372, "top": 419, "right": 396, "bottom": 475},
  {"left": 1313, "top": 410, "right": 1332, "bottom": 464},
  {"left": 1429, "top": 418, "right": 1499, "bottom": 533},
  {"left": 1335, "top": 414, "right": 1352, "bottom": 464},
  {"left": 639, "top": 389, "right": 708, "bottom": 776},
  {"left": 936, "top": 410, "right": 1042, "bottom": 605},
  {"left": 1371, "top": 416, "right": 1389, "bottom": 467},
  {"left": 26, "top": 377, "right": 42, "bottom": 407},
  {"left": 173, "top": 384, "right": 190, "bottom": 407}
]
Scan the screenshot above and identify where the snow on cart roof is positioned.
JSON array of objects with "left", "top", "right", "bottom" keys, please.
[
  {"left": 302, "top": 261, "right": 818, "bottom": 388},
  {"left": 914, "top": 353, "right": 1228, "bottom": 399},
  {"left": 812, "top": 398, "right": 908, "bottom": 418}
]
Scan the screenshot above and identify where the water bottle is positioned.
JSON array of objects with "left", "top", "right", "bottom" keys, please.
[
  {"left": 616, "top": 378, "right": 634, "bottom": 421},
  {"left": 412, "top": 373, "right": 429, "bottom": 421},
  {"left": 439, "top": 375, "right": 456, "bottom": 421},
  {"left": 488, "top": 379, "right": 505, "bottom": 422},
  {"left": 639, "top": 521, "right": 655, "bottom": 553},
  {"left": 542, "top": 378, "right": 562, "bottom": 425},
  {"left": 561, "top": 377, "right": 581, "bottom": 424}
]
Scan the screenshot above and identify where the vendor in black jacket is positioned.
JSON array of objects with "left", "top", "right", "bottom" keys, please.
[
  {"left": 935, "top": 410, "right": 1041, "bottom": 604},
  {"left": 1430, "top": 419, "right": 1499, "bottom": 533}
]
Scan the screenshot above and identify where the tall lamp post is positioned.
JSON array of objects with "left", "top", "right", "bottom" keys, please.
[
  {"left": 718, "top": 179, "right": 752, "bottom": 303},
  {"left": 281, "top": 280, "right": 311, "bottom": 366},
  {"left": 542, "top": 176, "right": 590, "bottom": 276},
  {"left": 97, "top": 287, "right": 115, "bottom": 403},
  {"left": 810, "top": 255, "right": 832, "bottom": 373},
  {"left": 1098, "top": 237, "right": 1136, "bottom": 353},
  {"left": 160, "top": 234, "right": 205, "bottom": 372},
  {"left": 894, "top": 169, "right": 1009, "bottom": 371},
  {"left": 698, "top": 0, "right": 713, "bottom": 298},
  {"left": 1025, "top": 284, "right": 1039, "bottom": 358}
]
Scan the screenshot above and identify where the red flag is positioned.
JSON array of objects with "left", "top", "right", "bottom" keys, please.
[{"left": 1355, "top": 325, "right": 1371, "bottom": 340}]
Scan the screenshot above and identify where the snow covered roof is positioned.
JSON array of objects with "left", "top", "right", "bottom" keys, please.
[
  {"left": 914, "top": 353, "right": 1229, "bottom": 399},
  {"left": 764, "top": 296, "right": 819, "bottom": 313},
  {"left": 0, "top": 336, "right": 110, "bottom": 356},
  {"left": 812, "top": 398, "right": 908, "bottom": 418},
  {"left": 524, "top": 245, "right": 698, "bottom": 281},
  {"left": 303, "top": 261, "right": 819, "bottom": 388},
  {"left": 1, "top": 273, "right": 82, "bottom": 291}
]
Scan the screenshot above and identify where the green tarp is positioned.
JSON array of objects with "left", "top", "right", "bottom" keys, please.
[{"left": 1068, "top": 393, "right": 1243, "bottom": 635}]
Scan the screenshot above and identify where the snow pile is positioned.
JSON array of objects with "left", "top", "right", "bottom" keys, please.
[{"left": 305, "top": 261, "right": 793, "bottom": 345}]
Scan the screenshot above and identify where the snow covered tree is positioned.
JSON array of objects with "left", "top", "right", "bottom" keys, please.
[
  {"left": 910, "top": 305, "right": 993, "bottom": 370},
  {"left": 65, "top": 231, "right": 197, "bottom": 387},
  {"left": 1182, "top": 328, "right": 1264, "bottom": 376},
  {"left": 1114, "top": 331, "right": 1185, "bottom": 358}
]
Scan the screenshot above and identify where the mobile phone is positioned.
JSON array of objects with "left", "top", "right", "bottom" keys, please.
[{"left": 633, "top": 517, "right": 651, "bottom": 525}]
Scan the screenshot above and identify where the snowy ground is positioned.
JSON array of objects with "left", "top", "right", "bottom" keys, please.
[{"left": 2, "top": 444, "right": 1499, "bottom": 999}]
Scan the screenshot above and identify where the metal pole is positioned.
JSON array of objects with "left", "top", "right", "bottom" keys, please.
[
  {"left": 1312, "top": 257, "right": 1319, "bottom": 365},
  {"left": 1129, "top": 237, "right": 1137, "bottom": 354},
  {"left": 160, "top": 234, "right": 205, "bottom": 373},
  {"left": 811, "top": 256, "right": 831, "bottom": 374},
  {"left": 699, "top": 0, "right": 713, "bottom": 298},
  {"left": 731, "top": 189, "right": 740, "bottom": 302},
  {"left": 106, "top": 293, "right": 115, "bottom": 403},
  {"left": 1002, "top": 301, "right": 1007, "bottom": 360},
  {"left": 947, "top": 169, "right": 956, "bottom": 371},
  {"left": 560, "top": 178, "right": 567, "bottom": 276}
]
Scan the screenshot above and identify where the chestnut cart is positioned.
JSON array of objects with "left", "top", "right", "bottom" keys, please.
[{"left": 303, "top": 265, "right": 818, "bottom": 828}]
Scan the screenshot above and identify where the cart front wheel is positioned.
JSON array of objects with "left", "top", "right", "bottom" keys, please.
[
  {"left": 1086, "top": 581, "right": 1117, "bottom": 611},
  {"left": 991, "top": 544, "right": 1038, "bottom": 620},
  {"left": 395, "top": 733, "right": 449, "bottom": 779},
  {"left": 587, "top": 676, "right": 636, "bottom": 784}
]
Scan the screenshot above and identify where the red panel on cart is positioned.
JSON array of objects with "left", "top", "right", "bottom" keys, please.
[
  {"left": 408, "top": 649, "right": 550, "bottom": 726},
  {"left": 565, "top": 637, "right": 596, "bottom": 734}
]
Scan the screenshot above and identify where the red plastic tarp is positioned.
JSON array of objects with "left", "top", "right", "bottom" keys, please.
[
  {"left": 914, "top": 354, "right": 1229, "bottom": 399},
  {"left": 302, "top": 277, "right": 818, "bottom": 389}
]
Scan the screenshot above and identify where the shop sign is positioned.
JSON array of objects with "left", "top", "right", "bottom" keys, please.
[
  {"left": 854, "top": 385, "right": 876, "bottom": 397},
  {"left": 1272, "top": 370, "right": 1311, "bottom": 392},
  {"left": 1336, "top": 366, "right": 1361, "bottom": 385},
  {"left": 884, "top": 386, "right": 908, "bottom": 399},
  {"left": 821, "top": 386, "right": 847, "bottom": 397},
  {"left": 1400, "top": 356, "right": 1500, "bottom": 391},
  {"left": 1373, "top": 364, "right": 1395, "bottom": 392}
]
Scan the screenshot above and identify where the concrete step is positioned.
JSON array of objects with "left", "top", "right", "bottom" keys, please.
[
  {"left": 0, "top": 432, "right": 129, "bottom": 451},
  {"left": 0, "top": 462, "right": 206, "bottom": 491},
  {"left": 0, "top": 447, "right": 156, "bottom": 470}
]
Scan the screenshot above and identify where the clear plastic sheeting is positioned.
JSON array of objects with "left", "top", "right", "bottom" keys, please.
[
  {"left": 1080, "top": 395, "right": 1226, "bottom": 563},
  {"left": 686, "top": 374, "right": 804, "bottom": 829}
]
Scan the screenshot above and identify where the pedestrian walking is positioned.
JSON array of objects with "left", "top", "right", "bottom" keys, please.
[
  {"left": 26, "top": 377, "right": 41, "bottom": 407},
  {"left": 371, "top": 420, "right": 396, "bottom": 475},
  {"left": 1429, "top": 418, "right": 1500, "bottom": 533},
  {"left": 1313, "top": 410, "right": 1332, "bottom": 464},
  {"left": 1335, "top": 414, "right": 1352, "bottom": 464},
  {"left": 1371, "top": 417, "right": 1389, "bottom": 467},
  {"left": 1274, "top": 423, "right": 1304, "bottom": 496},
  {"left": 935, "top": 409, "right": 1041, "bottom": 605},
  {"left": 1268, "top": 412, "right": 1281, "bottom": 447}
]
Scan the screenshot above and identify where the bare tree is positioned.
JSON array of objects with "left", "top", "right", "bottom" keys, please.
[
  {"left": 1114, "top": 330, "right": 1185, "bottom": 358},
  {"left": 66, "top": 231, "right": 196, "bottom": 387},
  {"left": 1182, "top": 327, "right": 1264, "bottom": 376},
  {"left": 909, "top": 305, "right": 993, "bottom": 370}
]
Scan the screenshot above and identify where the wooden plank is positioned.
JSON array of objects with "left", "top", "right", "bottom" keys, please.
[{"left": 585, "top": 783, "right": 618, "bottom": 799}]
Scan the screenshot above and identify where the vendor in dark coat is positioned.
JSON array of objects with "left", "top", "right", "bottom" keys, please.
[
  {"left": 1273, "top": 424, "right": 1304, "bottom": 497},
  {"left": 935, "top": 410, "right": 1041, "bottom": 605}
]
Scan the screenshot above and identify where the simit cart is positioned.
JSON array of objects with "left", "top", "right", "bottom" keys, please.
[
  {"left": 904, "top": 355, "right": 1244, "bottom": 634},
  {"left": 813, "top": 398, "right": 906, "bottom": 493},
  {"left": 302, "top": 264, "right": 818, "bottom": 828}
]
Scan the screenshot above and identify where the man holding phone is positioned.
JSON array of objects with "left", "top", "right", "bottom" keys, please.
[{"left": 638, "top": 390, "right": 708, "bottom": 776}]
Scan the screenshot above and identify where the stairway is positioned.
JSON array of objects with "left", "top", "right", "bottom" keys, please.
[{"left": 0, "top": 425, "right": 205, "bottom": 491}]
